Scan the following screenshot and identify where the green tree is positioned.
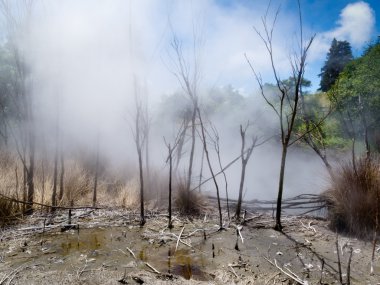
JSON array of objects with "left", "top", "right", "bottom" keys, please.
[
  {"left": 319, "top": 39, "right": 353, "bottom": 92},
  {"left": 329, "top": 41, "right": 380, "bottom": 154}
]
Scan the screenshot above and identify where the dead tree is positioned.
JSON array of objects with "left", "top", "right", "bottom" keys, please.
[
  {"left": 246, "top": 1, "right": 315, "bottom": 230},
  {"left": 58, "top": 151, "right": 65, "bottom": 201},
  {"left": 92, "top": 132, "right": 99, "bottom": 207},
  {"left": 164, "top": 123, "right": 184, "bottom": 229},
  {"left": 51, "top": 142, "right": 58, "bottom": 212},
  {"left": 197, "top": 108, "right": 223, "bottom": 230},
  {"left": 235, "top": 123, "right": 256, "bottom": 220},
  {"left": 0, "top": 0, "right": 36, "bottom": 215},
  {"left": 169, "top": 34, "right": 200, "bottom": 193},
  {"left": 210, "top": 124, "right": 230, "bottom": 219},
  {"left": 132, "top": 79, "right": 149, "bottom": 226}
]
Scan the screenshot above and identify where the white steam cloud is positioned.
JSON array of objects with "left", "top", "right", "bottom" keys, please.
[{"left": 7, "top": 0, "right": 341, "bottom": 200}]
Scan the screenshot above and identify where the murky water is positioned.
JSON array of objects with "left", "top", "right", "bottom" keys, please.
[{"left": 3, "top": 226, "right": 213, "bottom": 280}]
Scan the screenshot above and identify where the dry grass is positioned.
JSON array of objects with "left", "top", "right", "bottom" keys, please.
[
  {"left": 0, "top": 149, "right": 207, "bottom": 218},
  {"left": 174, "top": 180, "right": 206, "bottom": 216},
  {"left": 0, "top": 151, "right": 23, "bottom": 226},
  {"left": 324, "top": 156, "right": 380, "bottom": 238}
]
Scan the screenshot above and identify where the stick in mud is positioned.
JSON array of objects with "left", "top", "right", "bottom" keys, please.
[{"left": 335, "top": 232, "right": 343, "bottom": 284}]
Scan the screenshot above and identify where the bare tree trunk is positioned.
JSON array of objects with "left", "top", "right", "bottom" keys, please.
[
  {"left": 41, "top": 159, "right": 45, "bottom": 207},
  {"left": 25, "top": 130, "right": 35, "bottom": 215},
  {"left": 168, "top": 143, "right": 173, "bottom": 229},
  {"left": 51, "top": 146, "right": 58, "bottom": 212},
  {"left": 198, "top": 147, "right": 204, "bottom": 193},
  {"left": 274, "top": 145, "right": 288, "bottom": 231},
  {"left": 235, "top": 124, "right": 255, "bottom": 220},
  {"left": 197, "top": 108, "right": 223, "bottom": 229},
  {"left": 137, "top": 146, "right": 145, "bottom": 226},
  {"left": 58, "top": 151, "right": 65, "bottom": 202},
  {"left": 15, "top": 166, "right": 19, "bottom": 200},
  {"left": 186, "top": 106, "right": 197, "bottom": 192},
  {"left": 22, "top": 164, "right": 26, "bottom": 213},
  {"left": 246, "top": 1, "right": 314, "bottom": 230},
  {"left": 92, "top": 142, "right": 99, "bottom": 208},
  {"left": 211, "top": 127, "right": 230, "bottom": 219}
]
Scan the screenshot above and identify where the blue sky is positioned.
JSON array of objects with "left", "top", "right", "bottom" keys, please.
[{"left": 212, "top": 0, "right": 379, "bottom": 91}]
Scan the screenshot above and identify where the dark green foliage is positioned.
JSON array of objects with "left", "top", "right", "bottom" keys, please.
[
  {"left": 324, "top": 157, "right": 380, "bottom": 239},
  {"left": 319, "top": 39, "right": 353, "bottom": 92}
]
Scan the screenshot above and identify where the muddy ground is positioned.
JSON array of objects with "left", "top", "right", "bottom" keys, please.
[{"left": 0, "top": 208, "right": 379, "bottom": 284}]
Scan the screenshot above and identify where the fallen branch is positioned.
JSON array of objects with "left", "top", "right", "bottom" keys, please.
[
  {"left": 264, "top": 257, "right": 309, "bottom": 285},
  {"left": 145, "top": 262, "right": 160, "bottom": 274},
  {"left": 228, "top": 265, "right": 238, "bottom": 278},
  {"left": 0, "top": 192, "right": 102, "bottom": 211},
  {"left": 236, "top": 225, "right": 244, "bottom": 244},
  {"left": 175, "top": 226, "right": 185, "bottom": 252},
  {"left": 126, "top": 247, "right": 136, "bottom": 259}
]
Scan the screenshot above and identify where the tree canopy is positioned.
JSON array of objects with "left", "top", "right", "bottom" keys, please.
[
  {"left": 319, "top": 39, "right": 353, "bottom": 92},
  {"left": 329, "top": 41, "right": 380, "bottom": 151}
]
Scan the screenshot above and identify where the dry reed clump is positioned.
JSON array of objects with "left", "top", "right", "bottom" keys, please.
[
  {"left": 0, "top": 196, "right": 21, "bottom": 227},
  {"left": 115, "top": 178, "right": 140, "bottom": 209},
  {"left": 324, "top": 156, "right": 380, "bottom": 238},
  {"left": 0, "top": 151, "right": 22, "bottom": 226},
  {"left": 62, "top": 162, "right": 92, "bottom": 205},
  {"left": 174, "top": 181, "right": 206, "bottom": 216}
]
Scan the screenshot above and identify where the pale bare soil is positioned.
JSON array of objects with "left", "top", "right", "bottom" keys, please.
[{"left": 0, "top": 208, "right": 379, "bottom": 285}]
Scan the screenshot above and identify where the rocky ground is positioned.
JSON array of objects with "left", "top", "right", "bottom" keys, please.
[{"left": 0, "top": 207, "right": 379, "bottom": 284}]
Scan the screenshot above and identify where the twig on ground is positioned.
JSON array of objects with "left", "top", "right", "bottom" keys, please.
[
  {"left": 300, "top": 220, "right": 316, "bottom": 233},
  {"left": 336, "top": 233, "right": 343, "bottom": 284},
  {"left": 126, "top": 247, "right": 136, "bottom": 259},
  {"left": 263, "top": 257, "right": 309, "bottom": 285},
  {"left": 265, "top": 272, "right": 280, "bottom": 284},
  {"left": 175, "top": 226, "right": 185, "bottom": 252},
  {"left": 145, "top": 262, "right": 160, "bottom": 274},
  {"left": 236, "top": 225, "right": 244, "bottom": 243},
  {"left": 228, "top": 265, "right": 238, "bottom": 278},
  {"left": 0, "top": 263, "right": 27, "bottom": 285},
  {"left": 347, "top": 247, "right": 353, "bottom": 285}
]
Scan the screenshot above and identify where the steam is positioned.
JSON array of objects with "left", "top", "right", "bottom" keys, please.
[{"left": 9, "top": 0, "right": 340, "bottom": 200}]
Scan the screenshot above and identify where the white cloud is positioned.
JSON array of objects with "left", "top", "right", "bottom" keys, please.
[
  {"left": 331, "top": 1, "right": 375, "bottom": 48},
  {"left": 309, "top": 1, "right": 375, "bottom": 62}
]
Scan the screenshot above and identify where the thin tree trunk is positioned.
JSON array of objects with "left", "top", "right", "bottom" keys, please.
[
  {"left": 138, "top": 147, "right": 145, "bottom": 226},
  {"left": 168, "top": 144, "right": 173, "bottom": 229},
  {"left": 22, "top": 164, "right": 27, "bottom": 213},
  {"left": 25, "top": 131, "right": 35, "bottom": 215},
  {"left": 275, "top": 144, "right": 288, "bottom": 231},
  {"left": 15, "top": 166, "right": 19, "bottom": 201},
  {"left": 236, "top": 162, "right": 247, "bottom": 219},
  {"left": 235, "top": 124, "right": 255, "bottom": 220},
  {"left": 198, "top": 109, "right": 223, "bottom": 229},
  {"left": 58, "top": 152, "right": 65, "bottom": 202},
  {"left": 92, "top": 146, "right": 99, "bottom": 207},
  {"left": 186, "top": 106, "right": 197, "bottom": 193},
  {"left": 51, "top": 145, "right": 58, "bottom": 212},
  {"left": 198, "top": 148, "right": 204, "bottom": 193},
  {"left": 41, "top": 159, "right": 45, "bottom": 207}
]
